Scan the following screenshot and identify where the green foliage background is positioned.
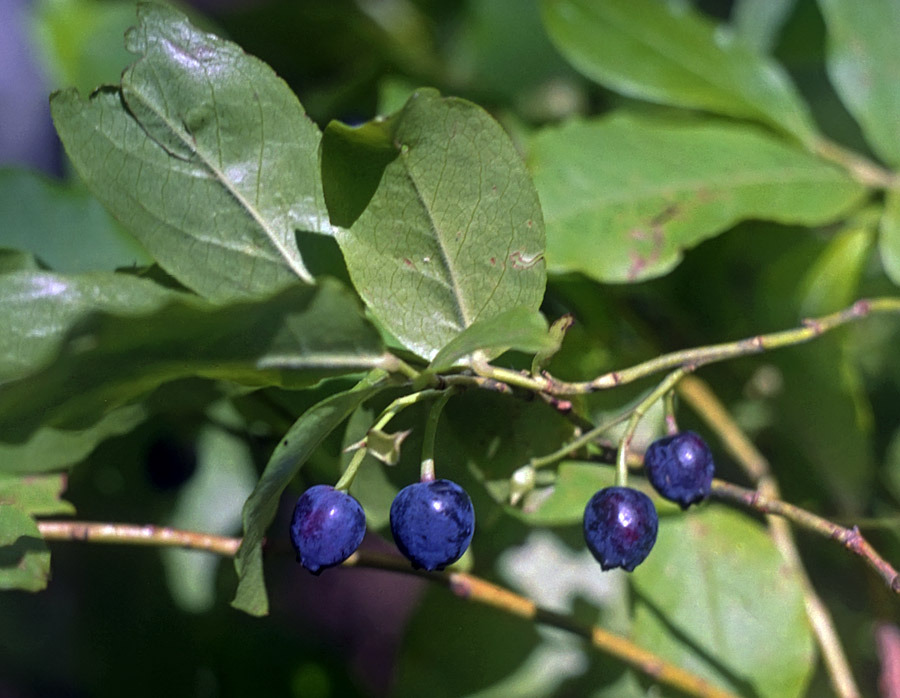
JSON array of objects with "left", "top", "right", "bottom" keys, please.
[{"left": 2, "top": 0, "right": 900, "bottom": 696}]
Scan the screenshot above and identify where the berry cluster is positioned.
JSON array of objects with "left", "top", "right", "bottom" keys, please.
[
  {"left": 289, "top": 431, "right": 714, "bottom": 576},
  {"left": 583, "top": 431, "right": 715, "bottom": 571},
  {"left": 290, "top": 478, "right": 475, "bottom": 574}
]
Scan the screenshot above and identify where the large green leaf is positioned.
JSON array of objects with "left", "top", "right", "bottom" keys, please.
[
  {"left": 0, "top": 276, "right": 385, "bottom": 441},
  {"left": 0, "top": 169, "right": 151, "bottom": 273},
  {"left": 631, "top": 507, "right": 814, "bottom": 698},
  {"left": 541, "top": 0, "right": 817, "bottom": 144},
  {"left": 50, "top": 3, "right": 332, "bottom": 302},
  {"left": 323, "top": 88, "right": 546, "bottom": 360},
  {"left": 0, "top": 506, "right": 50, "bottom": 592},
  {"left": 232, "top": 372, "right": 388, "bottom": 616},
  {"left": 818, "top": 0, "right": 900, "bottom": 166},
  {"left": 0, "top": 270, "right": 180, "bottom": 381},
  {"left": 528, "top": 113, "right": 865, "bottom": 283},
  {"left": 731, "top": 0, "right": 798, "bottom": 54}
]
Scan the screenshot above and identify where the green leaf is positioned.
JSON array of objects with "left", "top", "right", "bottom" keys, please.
[
  {"left": 541, "top": 0, "right": 817, "bottom": 143},
  {"left": 232, "top": 372, "right": 389, "bottom": 616},
  {"left": 50, "top": 3, "right": 332, "bottom": 302},
  {"left": 0, "top": 506, "right": 50, "bottom": 592},
  {"left": 796, "top": 207, "right": 876, "bottom": 316},
  {"left": 429, "top": 306, "right": 551, "bottom": 372},
  {"left": 528, "top": 113, "right": 865, "bottom": 283},
  {"left": 0, "top": 169, "right": 151, "bottom": 273},
  {"left": 632, "top": 507, "right": 815, "bottom": 698},
  {"left": 818, "top": 0, "right": 900, "bottom": 166},
  {"left": 0, "top": 473, "right": 74, "bottom": 516},
  {"left": 880, "top": 190, "right": 900, "bottom": 287},
  {"left": 0, "top": 270, "right": 181, "bottom": 381},
  {"left": 0, "top": 277, "right": 385, "bottom": 441},
  {"left": 323, "top": 88, "right": 546, "bottom": 360},
  {"left": 731, "top": 0, "right": 797, "bottom": 54},
  {"left": 0, "top": 406, "right": 147, "bottom": 474}
]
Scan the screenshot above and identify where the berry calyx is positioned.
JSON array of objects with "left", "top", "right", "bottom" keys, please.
[
  {"left": 289, "top": 485, "right": 366, "bottom": 574},
  {"left": 583, "top": 486, "right": 658, "bottom": 572},
  {"left": 390, "top": 478, "right": 475, "bottom": 571},
  {"left": 643, "top": 431, "right": 715, "bottom": 509}
]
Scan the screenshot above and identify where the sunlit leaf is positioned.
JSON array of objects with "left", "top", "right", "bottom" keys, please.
[
  {"left": 818, "top": 0, "right": 900, "bottom": 166},
  {"left": 50, "top": 3, "right": 332, "bottom": 301},
  {"left": 541, "top": 0, "right": 817, "bottom": 143},
  {"left": 529, "top": 113, "right": 865, "bottom": 283},
  {"left": 323, "top": 89, "right": 546, "bottom": 360},
  {"left": 632, "top": 507, "right": 815, "bottom": 698}
]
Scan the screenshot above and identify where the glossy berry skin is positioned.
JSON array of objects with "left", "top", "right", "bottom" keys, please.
[
  {"left": 583, "top": 486, "right": 658, "bottom": 572},
  {"left": 290, "top": 485, "right": 366, "bottom": 574},
  {"left": 390, "top": 479, "right": 475, "bottom": 571},
  {"left": 644, "top": 431, "right": 715, "bottom": 509}
]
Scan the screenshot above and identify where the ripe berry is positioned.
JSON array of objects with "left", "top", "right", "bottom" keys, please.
[
  {"left": 290, "top": 485, "right": 366, "bottom": 574},
  {"left": 644, "top": 431, "right": 715, "bottom": 509},
  {"left": 583, "top": 486, "right": 658, "bottom": 572},
  {"left": 390, "top": 478, "right": 475, "bottom": 571}
]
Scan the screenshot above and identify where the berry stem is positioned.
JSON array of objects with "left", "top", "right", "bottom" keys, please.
[
  {"left": 529, "top": 409, "right": 631, "bottom": 470},
  {"left": 420, "top": 388, "right": 456, "bottom": 482},
  {"left": 335, "top": 388, "right": 445, "bottom": 491},
  {"left": 616, "top": 368, "right": 689, "bottom": 487}
]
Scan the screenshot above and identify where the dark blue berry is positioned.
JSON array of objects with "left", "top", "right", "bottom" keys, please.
[
  {"left": 644, "top": 431, "right": 715, "bottom": 509},
  {"left": 290, "top": 485, "right": 366, "bottom": 574},
  {"left": 583, "top": 486, "right": 658, "bottom": 572},
  {"left": 390, "top": 479, "right": 475, "bottom": 571}
]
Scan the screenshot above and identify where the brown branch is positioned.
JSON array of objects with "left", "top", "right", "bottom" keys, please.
[
  {"left": 343, "top": 551, "right": 741, "bottom": 698},
  {"left": 711, "top": 480, "right": 900, "bottom": 595},
  {"left": 37, "top": 521, "right": 242, "bottom": 556},
  {"left": 36, "top": 520, "right": 739, "bottom": 698}
]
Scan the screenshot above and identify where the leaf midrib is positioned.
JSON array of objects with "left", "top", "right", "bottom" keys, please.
[{"left": 122, "top": 61, "right": 314, "bottom": 284}]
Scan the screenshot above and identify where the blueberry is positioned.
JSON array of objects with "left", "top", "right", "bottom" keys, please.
[
  {"left": 583, "top": 486, "right": 658, "bottom": 572},
  {"left": 390, "top": 479, "right": 475, "bottom": 571},
  {"left": 644, "top": 431, "right": 715, "bottom": 508},
  {"left": 290, "top": 485, "right": 366, "bottom": 574}
]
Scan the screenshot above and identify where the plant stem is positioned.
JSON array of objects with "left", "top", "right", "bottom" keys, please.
[
  {"left": 420, "top": 388, "right": 456, "bottom": 481},
  {"left": 616, "top": 368, "right": 688, "bottom": 487},
  {"left": 334, "top": 388, "right": 444, "bottom": 491},
  {"left": 343, "top": 551, "right": 741, "bottom": 698},
  {"left": 679, "top": 375, "right": 864, "bottom": 698},
  {"left": 37, "top": 521, "right": 241, "bottom": 556},
  {"left": 474, "top": 298, "right": 900, "bottom": 397},
  {"left": 811, "top": 137, "right": 900, "bottom": 189},
  {"left": 529, "top": 410, "right": 630, "bottom": 470},
  {"left": 712, "top": 479, "right": 900, "bottom": 594}
]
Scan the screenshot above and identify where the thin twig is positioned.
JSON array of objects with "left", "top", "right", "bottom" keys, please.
[
  {"left": 679, "top": 375, "right": 864, "bottom": 698},
  {"left": 343, "top": 551, "right": 741, "bottom": 698},
  {"left": 711, "top": 480, "right": 900, "bottom": 594},
  {"left": 810, "top": 137, "right": 900, "bottom": 189},
  {"left": 473, "top": 298, "right": 900, "bottom": 396}
]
